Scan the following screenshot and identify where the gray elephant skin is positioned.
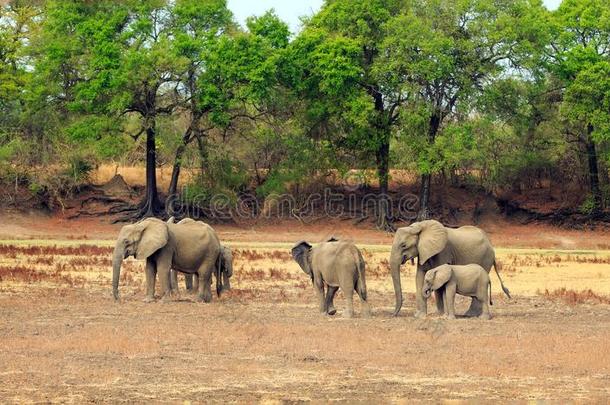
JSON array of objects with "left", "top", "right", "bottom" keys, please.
[
  {"left": 291, "top": 239, "right": 371, "bottom": 318},
  {"left": 176, "top": 245, "right": 233, "bottom": 295},
  {"left": 167, "top": 217, "right": 233, "bottom": 296},
  {"left": 389, "top": 220, "right": 510, "bottom": 317},
  {"left": 423, "top": 264, "right": 497, "bottom": 320},
  {"left": 112, "top": 217, "right": 221, "bottom": 302}
]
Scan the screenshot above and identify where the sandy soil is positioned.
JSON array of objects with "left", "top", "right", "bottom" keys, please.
[
  {"left": 3, "top": 210, "right": 610, "bottom": 250},
  {"left": 1, "top": 233, "right": 610, "bottom": 402}
]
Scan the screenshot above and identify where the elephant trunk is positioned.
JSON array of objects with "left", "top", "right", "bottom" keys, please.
[
  {"left": 390, "top": 250, "right": 403, "bottom": 316},
  {"left": 112, "top": 243, "right": 124, "bottom": 301}
]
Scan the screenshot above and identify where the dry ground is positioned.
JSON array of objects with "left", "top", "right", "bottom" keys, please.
[{"left": 1, "top": 238, "right": 610, "bottom": 402}]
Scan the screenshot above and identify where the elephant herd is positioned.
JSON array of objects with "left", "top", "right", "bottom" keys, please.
[{"left": 112, "top": 218, "right": 511, "bottom": 319}]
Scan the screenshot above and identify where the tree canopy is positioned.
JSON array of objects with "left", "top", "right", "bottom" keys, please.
[{"left": 1, "top": 0, "right": 610, "bottom": 224}]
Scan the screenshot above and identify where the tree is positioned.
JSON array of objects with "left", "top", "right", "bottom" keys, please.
[
  {"left": 40, "top": 0, "right": 184, "bottom": 218},
  {"left": 0, "top": 2, "right": 39, "bottom": 137},
  {"left": 380, "top": 0, "right": 547, "bottom": 219},
  {"left": 547, "top": 0, "right": 610, "bottom": 213},
  {"left": 166, "top": 0, "right": 234, "bottom": 203},
  {"left": 166, "top": 8, "right": 290, "bottom": 213},
  {"left": 290, "top": 0, "right": 405, "bottom": 230}
]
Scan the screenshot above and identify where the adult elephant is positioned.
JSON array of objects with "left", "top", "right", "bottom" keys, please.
[
  {"left": 166, "top": 217, "right": 233, "bottom": 296},
  {"left": 112, "top": 217, "right": 221, "bottom": 302},
  {"left": 389, "top": 220, "right": 510, "bottom": 317}
]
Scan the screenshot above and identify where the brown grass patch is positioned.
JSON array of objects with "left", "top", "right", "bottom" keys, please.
[
  {"left": 0, "top": 244, "right": 113, "bottom": 257},
  {"left": 538, "top": 288, "right": 610, "bottom": 305},
  {"left": 0, "top": 265, "right": 86, "bottom": 286}
]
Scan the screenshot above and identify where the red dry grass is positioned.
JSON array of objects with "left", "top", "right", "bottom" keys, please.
[
  {"left": 538, "top": 288, "right": 610, "bottom": 305},
  {"left": 0, "top": 244, "right": 113, "bottom": 257},
  {"left": 234, "top": 249, "right": 291, "bottom": 262},
  {"left": 0, "top": 265, "right": 86, "bottom": 286}
]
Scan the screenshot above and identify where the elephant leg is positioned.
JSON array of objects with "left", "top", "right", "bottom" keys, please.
[
  {"left": 356, "top": 287, "right": 372, "bottom": 318},
  {"left": 196, "top": 257, "right": 216, "bottom": 303},
  {"left": 342, "top": 287, "right": 354, "bottom": 319},
  {"left": 144, "top": 258, "right": 157, "bottom": 302},
  {"left": 325, "top": 286, "right": 338, "bottom": 315},
  {"left": 414, "top": 267, "right": 427, "bottom": 318},
  {"left": 444, "top": 284, "right": 456, "bottom": 319},
  {"left": 435, "top": 288, "right": 445, "bottom": 315},
  {"left": 479, "top": 297, "right": 491, "bottom": 320},
  {"left": 156, "top": 251, "right": 173, "bottom": 301},
  {"left": 465, "top": 297, "right": 482, "bottom": 317},
  {"left": 192, "top": 274, "right": 199, "bottom": 292},
  {"left": 170, "top": 270, "right": 178, "bottom": 294},
  {"left": 184, "top": 273, "right": 194, "bottom": 291},
  {"left": 314, "top": 277, "right": 327, "bottom": 315}
]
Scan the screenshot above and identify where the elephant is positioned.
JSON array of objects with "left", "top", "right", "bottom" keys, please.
[
  {"left": 389, "top": 220, "right": 510, "bottom": 318},
  {"left": 173, "top": 245, "right": 233, "bottom": 295},
  {"left": 423, "top": 264, "right": 497, "bottom": 320},
  {"left": 291, "top": 239, "right": 371, "bottom": 318},
  {"left": 112, "top": 217, "right": 221, "bottom": 302}
]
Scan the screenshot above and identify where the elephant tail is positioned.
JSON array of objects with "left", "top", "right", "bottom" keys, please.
[
  {"left": 356, "top": 250, "right": 367, "bottom": 301},
  {"left": 493, "top": 261, "right": 511, "bottom": 299}
]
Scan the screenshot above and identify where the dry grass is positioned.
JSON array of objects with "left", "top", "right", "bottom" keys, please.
[
  {"left": 1, "top": 240, "right": 610, "bottom": 401},
  {"left": 0, "top": 243, "right": 113, "bottom": 257},
  {"left": 538, "top": 288, "right": 610, "bottom": 305}
]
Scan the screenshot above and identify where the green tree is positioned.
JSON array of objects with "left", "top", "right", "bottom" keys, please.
[
  {"left": 39, "top": 0, "right": 184, "bottom": 217},
  {"left": 548, "top": 0, "right": 610, "bottom": 212},
  {"left": 381, "top": 0, "right": 547, "bottom": 219},
  {"left": 165, "top": 0, "right": 235, "bottom": 203},
  {"left": 289, "top": 0, "right": 405, "bottom": 230}
]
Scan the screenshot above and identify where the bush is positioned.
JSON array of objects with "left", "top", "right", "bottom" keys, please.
[{"left": 579, "top": 194, "right": 598, "bottom": 215}]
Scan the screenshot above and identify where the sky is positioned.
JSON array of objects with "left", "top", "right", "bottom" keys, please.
[{"left": 228, "top": 0, "right": 563, "bottom": 34}]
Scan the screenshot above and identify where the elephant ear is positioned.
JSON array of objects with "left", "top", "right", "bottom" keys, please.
[
  {"left": 416, "top": 220, "right": 448, "bottom": 265},
  {"left": 291, "top": 241, "right": 312, "bottom": 275},
  {"left": 135, "top": 219, "right": 169, "bottom": 259},
  {"left": 431, "top": 265, "right": 452, "bottom": 290}
]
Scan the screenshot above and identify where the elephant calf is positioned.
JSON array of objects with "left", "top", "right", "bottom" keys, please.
[
  {"left": 291, "top": 239, "right": 371, "bottom": 318},
  {"left": 422, "top": 264, "right": 496, "bottom": 320}
]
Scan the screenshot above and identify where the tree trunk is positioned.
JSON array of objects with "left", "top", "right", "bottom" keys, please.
[
  {"left": 168, "top": 143, "right": 185, "bottom": 199},
  {"left": 418, "top": 112, "right": 441, "bottom": 220},
  {"left": 196, "top": 133, "right": 208, "bottom": 180},
  {"left": 418, "top": 173, "right": 431, "bottom": 220},
  {"left": 376, "top": 133, "right": 392, "bottom": 231},
  {"left": 141, "top": 117, "right": 162, "bottom": 217},
  {"left": 167, "top": 127, "right": 195, "bottom": 209},
  {"left": 586, "top": 124, "right": 602, "bottom": 213}
]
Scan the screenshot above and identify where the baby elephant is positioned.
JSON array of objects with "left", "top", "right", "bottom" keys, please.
[
  {"left": 291, "top": 239, "right": 371, "bottom": 318},
  {"left": 422, "top": 264, "right": 493, "bottom": 320}
]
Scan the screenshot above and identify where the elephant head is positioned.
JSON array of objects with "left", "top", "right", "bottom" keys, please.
[
  {"left": 216, "top": 245, "right": 233, "bottom": 295},
  {"left": 422, "top": 265, "right": 452, "bottom": 298},
  {"left": 112, "top": 218, "right": 168, "bottom": 301},
  {"left": 389, "top": 220, "right": 448, "bottom": 315},
  {"left": 291, "top": 241, "right": 313, "bottom": 282}
]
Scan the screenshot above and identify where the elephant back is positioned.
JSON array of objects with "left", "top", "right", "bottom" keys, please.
[{"left": 447, "top": 226, "right": 495, "bottom": 271}]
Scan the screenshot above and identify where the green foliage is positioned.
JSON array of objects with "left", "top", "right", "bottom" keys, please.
[
  {"left": 2, "top": 0, "right": 610, "bottom": 219},
  {"left": 580, "top": 194, "right": 598, "bottom": 215},
  {"left": 564, "top": 61, "right": 610, "bottom": 142},
  {"left": 246, "top": 10, "right": 290, "bottom": 48},
  {"left": 255, "top": 131, "right": 336, "bottom": 197}
]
